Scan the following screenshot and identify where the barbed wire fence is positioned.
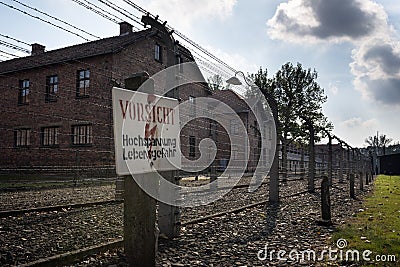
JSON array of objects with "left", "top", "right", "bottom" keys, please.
[
  {"left": 0, "top": 0, "right": 376, "bottom": 189},
  {"left": 0, "top": 2, "right": 382, "bottom": 266}
]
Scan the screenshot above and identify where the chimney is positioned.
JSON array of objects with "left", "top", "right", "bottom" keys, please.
[
  {"left": 119, "top": 22, "right": 133, "bottom": 36},
  {"left": 31, "top": 43, "right": 45, "bottom": 56}
]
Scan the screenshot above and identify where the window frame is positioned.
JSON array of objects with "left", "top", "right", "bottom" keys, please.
[
  {"left": 41, "top": 126, "right": 59, "bottom": 147},
  {"left": 71, "top": 124, "right": 93, "bottom": 146},
  {"left": 230, "top": 120, "right": 239, "bottom": 135},
  {"left": 189, "top": 135, "right": 196, "bottom": 158},
  {"left": 154, "top": 43, "right": 162, "bottom": 62},
  {"left": 231, "top": 145, "right": 239, "bottom": 160},
  {"left": 14, "top": 128, "right": 31, "bottom": 147},
  {"left": 209, "top": 119, "right": 217, "bottom": 137},
  {"left": 45, "top": 75, "right": 59, "bottom": 102},
  {"left": 76, "top": 69, "right": 90, "bottom": 98},
  {"left": 176, "top": 55, "right": 183, "bottom": 72},
  {"left": 189, "top": 95, "right": 196, "bottom": 117},
  {"left": 18, "top": 79, "right": 30, "bottom": 105}
]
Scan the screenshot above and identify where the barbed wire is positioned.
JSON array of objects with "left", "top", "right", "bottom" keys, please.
[
  {"left": 0, "top": 1, "right": 237, "bottom": 96},
  {"left": 0, "top": 1, "right": 370, "bottom": 176},
  {"left": 10, "top": 0, "right": 101, "bottom": 40},
  {"left": 0, "top": 39, "right": 30, "bottom": 54},
  {"left": 0, "top": 1, "right": 92, "bottom": 41}
]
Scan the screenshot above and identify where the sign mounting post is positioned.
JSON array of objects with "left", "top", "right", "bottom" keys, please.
[{"left": 112, "top": 86, "right": 181, "bottom": 266}]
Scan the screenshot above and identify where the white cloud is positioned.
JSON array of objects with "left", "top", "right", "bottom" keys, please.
[
  {"left": 336, "top": 117, "right": 378, "bottom": 146},
  {"left": 341, "top": 117, "right": 377, "bottom": 129},
  {"left": 350, "top": 37, "right": 400, "bottom": 106},
  {"left": 195, "top": 45, "right": 259, "bottom": 78},
  {"left": 267, "top": 0, "right": 400, "bottom": 107},
  {"left": 267, "top": 0, "right": 389, "bottom": 44},
  {"left": 134, "top": 0, "right": 237, "bottom": 32},
  {"left": 328, "top": 82, "right": 339, "bottom": 96}
]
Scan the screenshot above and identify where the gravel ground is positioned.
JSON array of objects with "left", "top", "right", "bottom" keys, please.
[
  {"left": 0, "top": 176, "right": 371, "bottom": 266},
  {"left": 155, "top": 178, "right": 370, "bottom": 267},
  {"left": 0, "top": 185, "right": 116, "bottom": 211}
]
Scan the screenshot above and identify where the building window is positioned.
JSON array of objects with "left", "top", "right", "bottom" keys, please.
[
  {"left": 231, "top": 145, "right": 238, "bottom": 160},
  {"left": 176, "top": 55, "right": 183, "bottom": 72},
  {"left": 189, "top": 96, "right": 196, "bottom": 117},
  {"left": 209, "top": 119, "right": 217, "bottom": 137},
  {"left": 76, "top": 69, "right": 90, "bottom": 97},
  {"left": 46, "top": 75, "right": 58, "bottom": 102},
  {"left": 41, "top": 127, "right": 59, "bottom": 147},
  {"left": 154, "top": 44, "right": 162, "bottom": 62},
  {"left": 189, "top": 136, "right": 196, "bottom": 158},
  {"left": 230, "top": 120, "right": 239, "bottom": 135},
  {"left": 72, "top": 124, "right": 92, "bottom": 145},
  {"left": 254, "top": 120, "right": 258, "bottom": 135},
  {"left": 18, "top": 79, "right": 30, "bottom": 105},
  {"left": 15, "top": 128, "right": 31, "bottom": 147}
]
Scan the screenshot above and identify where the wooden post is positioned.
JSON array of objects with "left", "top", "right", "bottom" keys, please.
[
  {"left": 321, "top": 176, "right": 332, "bottom": 223},
  {"left": 350, "top": 174, "right": 355, "bottom": 199},
  {"left": 346, "top": 148, "right": 351, "bottom": 180},
  {"left": 142, "top": 15, "right": 181, "bottom": 239},
  {"left": 120, "top": 72, "right": 159, "bottom": 266},
  {"left": 269, "top": 144, "right": 279, "bottom": 203},
  {"left": 327, "top": 134, "right": 333, "bottom": 186},
  {"left": 358, "top": 153, "right": 364, "bottom": 191},
  {"left": 300, "top": 147, "right": 305, "bottom": 180},
  {"left": 307, "top": 119, "right": 315, "bottom": 193},
  {"left": 264, "top": 94, "right": 279, "bottom": 203},
  {"left": 124, "top": 174, "right": 157, "bottom": 266},
  {"left": 339, "top": 145, "right": 344, "bottom": 183},
  {"left": 210, "top": 116, "right": 218, "bottom": 187},
  {"left": 158, "top": 171, "right": 180, "bottom": 238}
]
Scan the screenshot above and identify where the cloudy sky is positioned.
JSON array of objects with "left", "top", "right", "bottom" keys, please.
[{"left": 1, "top": 0, "right": 399, "bottom": 147}]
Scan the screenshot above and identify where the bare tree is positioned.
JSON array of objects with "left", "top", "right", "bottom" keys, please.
[
  {"left": 365, "top": 133, "right": 393, "bottom": 155},
  {"left": 207, "top": 74, "right": 230, "bottom": 91}
]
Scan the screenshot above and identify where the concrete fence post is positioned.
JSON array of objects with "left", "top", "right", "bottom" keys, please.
[
  {"left": 350, "top": 173, "right": 355, "bottom": 199},
  {"left": 321, "top": 176, "right": 332, "bottom": 223}
]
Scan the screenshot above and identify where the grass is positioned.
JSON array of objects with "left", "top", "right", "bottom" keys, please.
[{"left": 331, "top": 175, "right": 400, "bottom": 266}]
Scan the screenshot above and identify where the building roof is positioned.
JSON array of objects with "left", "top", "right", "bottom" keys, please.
[
  {"left": 211, "top": 89, "right": 249, "bottom": 113},
  {"left": 0, "top": 29, "right": 154, "bottom": 74},
  {"left": 315, "top": 143, "right": 343, "bottom": 153}
]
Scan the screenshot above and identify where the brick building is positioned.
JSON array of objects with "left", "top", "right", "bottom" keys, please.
[
  {"left": 0, "top": 18, "right": 212, "bottom": 176},
  {"left": 210, "top": 89, "right": 262, "bottom": 173}
]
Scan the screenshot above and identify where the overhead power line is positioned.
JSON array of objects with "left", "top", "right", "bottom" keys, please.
[
  {"left": 70, "top": 0, "right": 120, "bottom": 24},
  {"left": 121, "top": 0, "right": 237, "bottom": 74},
  {"left": 67, "top": 0, "right": 236, "bottom": 78},
  {"left": 0, "top": 33, "right": 30, "bottom": 46},
  {"left": 76, "top": 0, "right": 125, "bottom": 24},
  {"left": 97, "top": 0, "right": 143, "bottom": 27},
  {"left": 10, "top": 0, "right": 101, "bottom": 40},
  {"left": 0, "top": 1, "right": 92, "bottom": 41},
  {"left": 0, "top": 39, "right": 30, "bottom": 53},
  {"left": 0, "top": 49, "right": 20, "bottom": 58}
]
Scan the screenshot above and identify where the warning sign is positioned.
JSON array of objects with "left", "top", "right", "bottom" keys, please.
[{"left": 112, "top": 87, "right": 181, "bottom": 175}]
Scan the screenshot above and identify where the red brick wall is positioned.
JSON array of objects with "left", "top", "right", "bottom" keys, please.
[{"left": 0, "top": 33, "right": 212, "bottom": 173}]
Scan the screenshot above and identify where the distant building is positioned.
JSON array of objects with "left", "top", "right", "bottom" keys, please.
[
  {"left": 210, "top": 89, "right": 266, "bottom": 173},
  {"left": 0, "top": 19, "right": 211, "bottom": 176},
  {"left": 0, "top": 19, "right": 265, "bottom": 177},
  {"left": 378, "top": 153, "right": 400, "bottom": 175}
]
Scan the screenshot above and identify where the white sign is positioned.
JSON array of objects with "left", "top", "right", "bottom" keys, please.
[{"left": 112, "top": 87, "right": 181, "bottom": 175}]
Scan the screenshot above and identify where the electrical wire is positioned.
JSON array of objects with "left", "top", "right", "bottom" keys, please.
[
  {"left": 10, "top": 0, "right": 101, "bottom": 40},
  {"left": 0, "top": 1, "right": 92, "bottom": 41}
]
